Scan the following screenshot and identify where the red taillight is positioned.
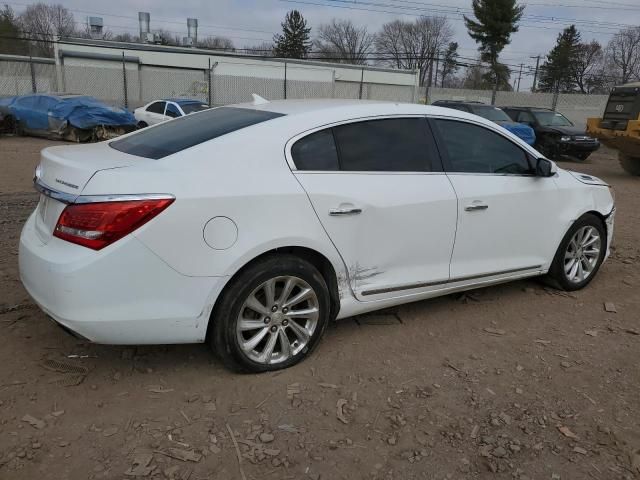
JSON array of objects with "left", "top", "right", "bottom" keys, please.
[{"left": 53, "top": 198, "right": 174, "bottom": 250}]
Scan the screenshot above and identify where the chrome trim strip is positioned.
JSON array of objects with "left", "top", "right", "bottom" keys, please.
[
  {"left": 34, "top": 177, "right": 78, "bottom": 204},
  {"left": 75, "top": 193, "right": 176, "bottom": 204},
  {"left": 34, "top": 177, "right": 175, "bottom": 204},
  {"left": 361, "top": 265, "right": 543, "bottom": 296}
]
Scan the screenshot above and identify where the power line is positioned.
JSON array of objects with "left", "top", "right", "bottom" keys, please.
[{"left": 280, "top": 0, "right": 633, "bottom": 36}]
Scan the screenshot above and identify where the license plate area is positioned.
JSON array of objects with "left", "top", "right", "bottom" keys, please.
[{"left": 35, "top": 194, "right": 66, "bottom": 244}]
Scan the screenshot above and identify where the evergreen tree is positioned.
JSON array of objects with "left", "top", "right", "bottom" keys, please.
[
  {"left": 440, "top": 42, "right": 459, "bottom": 87},
  {"left": 464, "top": 0, "right": 524, "bottom": 91},
  {"left": 0, "top": 5, "right": 28, "bottom": 55},
  {"left": 538, "top": 25, "right": 582, "bottom": 93},
  {"left": 273, "top": 10, "right": 311, "bottom": 59}
]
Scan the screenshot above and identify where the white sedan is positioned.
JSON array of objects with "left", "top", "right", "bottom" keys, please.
[
  {"left": 20, "top": 99, "right": 615, "bottom": 372},
  {"left": 133, "top": 98, "right": 209, "bottom": 128}
]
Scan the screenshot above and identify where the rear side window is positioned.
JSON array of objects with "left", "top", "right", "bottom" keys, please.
[
  {"left": 334, "top": 118, "right": 434, "bottom": 171},
  {"left": 111, "top": 107, "right": 285, "bottom": 159},
  {"left": 291, "top": 129, "right": 339, "bottom": 170},
  {"left": 146, "top": 101, "right": 165, "bottom": 114},
  {"left": 434, "top": 119, "right": 532, "bottom": 174}
]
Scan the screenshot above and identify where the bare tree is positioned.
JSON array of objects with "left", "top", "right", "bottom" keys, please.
[
  {"left": 314, "top": 19, "right": 374, "bottom": 65},
  {"left": 19, "top": 3, "right": 76, "bottom": 56},
  {"left": 606, "top": 26, "right": 640, "bottom": 84},
  {"left": 198, "top": 36, "right": 235, "bottom": 51},
  {"left": 375, "top": 17, "right": 452, "bottom": 86},
  {"left": 112, "top": 32, "right": 135, "bottom": 43},
  {"left": 244, "top": 42, "right": 274, "bottom": 56},
  {"left": 573, "top": 40, "right": 604, "bottom": 93}
]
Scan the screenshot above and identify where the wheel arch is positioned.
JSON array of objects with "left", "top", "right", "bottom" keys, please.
[{"left": 205, "top": 245, "right": 342, "bottom": 341}]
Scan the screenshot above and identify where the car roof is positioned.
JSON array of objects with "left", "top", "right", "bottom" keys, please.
[
  {"left": 504, "top": 106, "right": 553, "bottom": 112},
  {"left": 163, "top": 98, "right": 206, "bottom": 105},
  {"left": 225, "top": 99, "right": 524, "bottom": 136},
  {"left": 434, "top": 100, "right": 488, "bottom": 106}
]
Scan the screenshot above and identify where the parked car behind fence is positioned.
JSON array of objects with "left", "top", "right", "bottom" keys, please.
[
  {"left": 0, "top": 93, "right": 136, "bottom": 142},
  {"left": 432, "top": 100, "right": 536, "bottom": 146}
]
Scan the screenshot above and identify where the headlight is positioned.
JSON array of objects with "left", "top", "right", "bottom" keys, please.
[{"left": 560, "top": 136, "right": 571, "bottom": 142}]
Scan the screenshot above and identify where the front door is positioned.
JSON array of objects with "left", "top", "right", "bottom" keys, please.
[
  {"left": 290, "top": 117, "right": 458, "bottom": 301},
  {"left": 431, "top": 118, "right": 562, "bottom": 281}
]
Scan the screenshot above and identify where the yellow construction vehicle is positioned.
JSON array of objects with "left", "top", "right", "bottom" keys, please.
[{"left": 587, "top": 82, "right": 640, "bottom": 175}]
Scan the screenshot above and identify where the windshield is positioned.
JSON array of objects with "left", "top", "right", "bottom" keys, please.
[
  {"left": 110, "top": 107, "right": 284, "bottom": 159},
  {"left": 470, "top": 105, "right": 512, "bottom": 122},
  {"left": 533, "top": 111, "right": 573, "bottom": 127},
  {"left": 180, "top": 103, "right": 210, "bottom": 114}
]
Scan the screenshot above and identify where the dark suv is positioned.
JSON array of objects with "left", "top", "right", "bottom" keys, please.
[{"left": 503, "top": 106, "right": 599, "bottom": 161}]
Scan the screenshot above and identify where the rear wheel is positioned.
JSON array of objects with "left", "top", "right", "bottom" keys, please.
[
  {"left": 619, "top": 153, "right": 640, "bottom": 176},
  {"left": 137, "top": 121, "right": 148, "bottom": 129},
  {"left": 547, "top": 214, "right": 606, "bottom": 291},
  {"left": 210, "top": 255, "right": 330, "bottom": 373}
]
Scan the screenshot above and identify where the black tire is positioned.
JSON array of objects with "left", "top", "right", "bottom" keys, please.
[
  {"left": 210, "top": 254, "right": 330, "bottom": 373},
  {"left": 619, "top": 153, "right": 640, "bottom": 176},
  {"left": 547, "top": 213, "right": 607, "bottom": 291},
  {"left": 537, "top": 141, "right": 557, "bottom": 160},
  {"left": 576, "top": 152, "right": 591, "bottom": 161},
  {"left": 137, "top": 121, "right": 148, "bottom": 129}
]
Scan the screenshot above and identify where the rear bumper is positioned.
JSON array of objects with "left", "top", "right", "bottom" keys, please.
[{"left": 19, "top": 212, "right": 224, "bottom": 345}]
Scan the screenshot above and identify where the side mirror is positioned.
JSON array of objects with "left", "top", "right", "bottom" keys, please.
[{"left": 536, "top": 157, "right": 554, "bottom": 177}]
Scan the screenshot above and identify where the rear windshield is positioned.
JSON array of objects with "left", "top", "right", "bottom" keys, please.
[
  {"left": 110, "top": 107, "right": 284, "bottom": 159},
  {"left": 471, "top": 105, "right": 512, "bottom": 122},
  {"left": 180, "top": 102, "right": 209, "bottom": 114}
]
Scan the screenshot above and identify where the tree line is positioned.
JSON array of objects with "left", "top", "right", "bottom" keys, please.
[{"left": 2, "top": 2, "right": 639, "bottom": 92}]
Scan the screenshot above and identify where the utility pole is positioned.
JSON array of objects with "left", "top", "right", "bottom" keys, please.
[
  {"left": 530, "top": 55, "right": 541, "bottom": 92},
  {"left": 516, "top": 63, "right": 523, "bottom": 92}
]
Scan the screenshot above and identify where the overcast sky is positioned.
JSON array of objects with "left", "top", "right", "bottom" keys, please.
[{"left": 9, "top": 0, "right": 640, "bottom": 90}]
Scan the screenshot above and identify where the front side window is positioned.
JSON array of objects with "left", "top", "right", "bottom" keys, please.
[
  {"left": 333, "top": 118, "right": 435, "bottom": 172},
  {"left": 165, "top": 103, "right": 181, "bottom": 118},
  {"left": 146, "top": 101, "right": 166, "bottom": 114},
  {"left": 434, "top": 119, "right": 532, "bottom": 175}
]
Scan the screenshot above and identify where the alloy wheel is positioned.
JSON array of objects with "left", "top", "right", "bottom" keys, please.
[
  {"left": 563, "top": 226, "right": 601, "bottom": 284},
  {"left": 236, "top": 276, "right": 319, "bottom": 365}
]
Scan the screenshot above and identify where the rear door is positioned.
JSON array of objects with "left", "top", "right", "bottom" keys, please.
[
  {"left": 290, "top": 117, "right": 458, "bottom": 301},
  {"left": 144, "top": 101, "right": 167, "bottom": 125},
  {"left": 431, "top": 118, "right": 562, "bottom": 281}
]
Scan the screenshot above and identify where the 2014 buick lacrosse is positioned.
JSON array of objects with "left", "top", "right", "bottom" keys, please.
[{"left": 19, "top": 99, "right": 615, "bottom": 372}]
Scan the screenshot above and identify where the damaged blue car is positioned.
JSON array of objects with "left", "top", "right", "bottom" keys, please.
[{"left": 0, "top": 93, "right": 136, "bottom": 142}]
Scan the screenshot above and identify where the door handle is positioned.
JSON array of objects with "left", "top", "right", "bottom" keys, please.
[
  {"left": 465, "top": 202, "right": 488, "bottom": 212},
  {"left": 329, "top": 207, "right": 362, "bottom": 216}
]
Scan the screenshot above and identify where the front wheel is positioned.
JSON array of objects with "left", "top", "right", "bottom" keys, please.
[
  {"left": 210, "top": 255, "right": 330, "bottom": 372},
  {"left": 547, "top": 214, "right": 606, "bottom": 291},
  {"left": 136, "top": 121, "right": 148, "bottom": 129}
]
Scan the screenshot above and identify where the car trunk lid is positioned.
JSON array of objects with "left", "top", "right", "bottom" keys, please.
[{"left": 34, "top": 142, "right": 149, "bottom": 244}]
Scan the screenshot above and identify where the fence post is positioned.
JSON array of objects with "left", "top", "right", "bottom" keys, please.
[
  {"left": 122, "top": 52, "right": 128, "bottom": 109},
  {"left": 358, "top": 68, "right": 364, "bottom": 100},
  {"left": 552, "top": 85, "right": 559, "bottom": 111},
  {"left": 284, "top": 62, "right": 287, "bottom": 99},
  {"left": 28, "top": 43, "right": 36, "bottom": 93},
  {"left": 207, "top": 58, "right": 212, "bottom": 106}
]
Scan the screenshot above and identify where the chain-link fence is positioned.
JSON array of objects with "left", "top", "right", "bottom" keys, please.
[{"left": 0, "top": 54, "right": 609, "bottom": 128}]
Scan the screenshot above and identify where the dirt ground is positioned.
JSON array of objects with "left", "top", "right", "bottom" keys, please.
[{"left": 1, "top": 136, "right": 639, "bottom": 480}]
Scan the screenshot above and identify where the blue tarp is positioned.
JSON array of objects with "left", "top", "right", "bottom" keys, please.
[
  {"left": 0, "top": 94, "right": 135, "bottom": 132},
  {"left": 498, "top": 121, "right": 537, "bottom": 146}
]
